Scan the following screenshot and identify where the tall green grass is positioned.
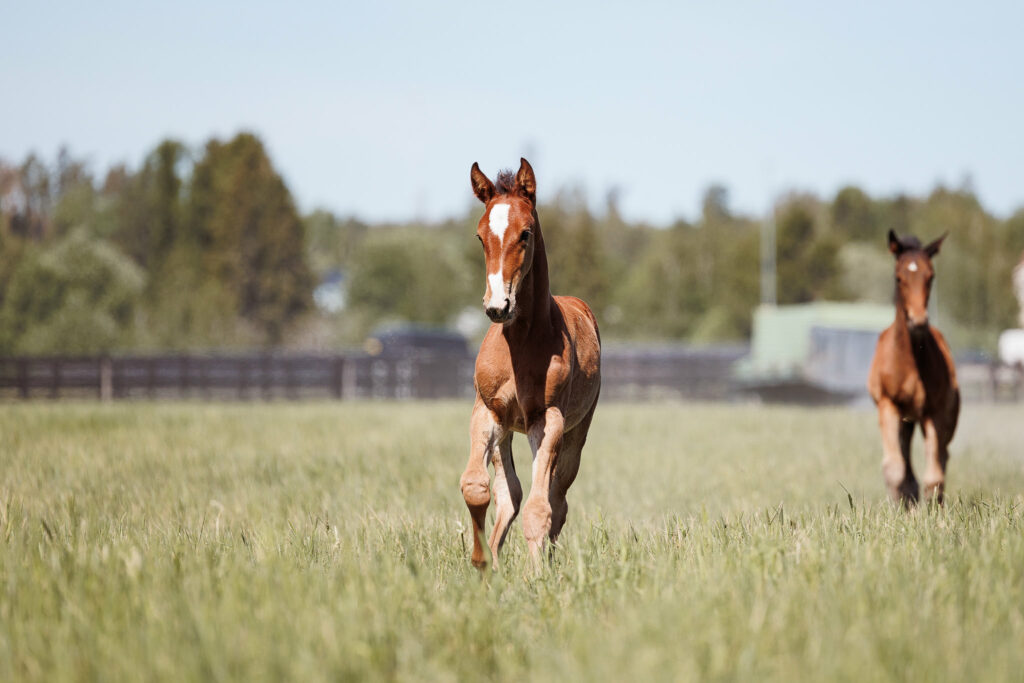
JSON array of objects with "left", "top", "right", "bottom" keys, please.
[{"left": 1, "top": 401, "right": 1022, "bottom": 681}]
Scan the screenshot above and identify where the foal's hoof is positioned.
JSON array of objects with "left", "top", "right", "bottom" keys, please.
[{"left": 891, "top": 482, "right": 919, "bottom": 508}]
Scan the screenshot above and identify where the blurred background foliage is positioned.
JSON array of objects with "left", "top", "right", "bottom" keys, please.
[{"left": 1, "top": 132, "right": 1021, "bottom": 355}]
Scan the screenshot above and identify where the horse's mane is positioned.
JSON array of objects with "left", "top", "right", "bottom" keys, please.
[
  {"left": 897, "top": 234, "right": 923, "bottom": 250},
  {"left": 494, "top": 170, "right": 518, "bottom": 196}
]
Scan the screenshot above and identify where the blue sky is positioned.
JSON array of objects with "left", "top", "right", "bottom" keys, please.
[{"left": 3, "top": 1, "right": 1022, "bottom": 225}]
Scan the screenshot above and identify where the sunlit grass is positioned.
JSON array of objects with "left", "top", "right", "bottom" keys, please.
[{"left": 1, "top": 401, "right": 1022, "bottom": 681}]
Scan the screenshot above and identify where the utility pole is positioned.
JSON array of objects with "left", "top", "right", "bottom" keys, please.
[{"left": 760, "top": 200, "right": 777, "bottom": 306}]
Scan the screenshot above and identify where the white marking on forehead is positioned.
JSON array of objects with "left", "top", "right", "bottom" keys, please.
[
  {"left": 489, "top": 203, "right": 510, "bottom": 242},
  {"left": 908, "top": 261, "right": 918, "bottom": 272}
]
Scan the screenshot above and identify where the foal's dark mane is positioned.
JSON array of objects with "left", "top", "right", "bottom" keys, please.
[
  {"left": 494, "top": 169, "right": 518, "bottom": 196},
  {"left": 896, "top": 235, "right": 923, "bottom": 251}
]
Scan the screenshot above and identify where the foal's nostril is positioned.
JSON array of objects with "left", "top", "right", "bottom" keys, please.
[{"left": 484, "top": 299, "right": 512, "bottom": 322}]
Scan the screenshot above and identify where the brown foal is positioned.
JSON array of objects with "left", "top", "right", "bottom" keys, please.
[
  {"left": 867, "top": 230, "right": 960, "bottom": 505},
  {"left": 459, "top": 158, "right": 601, "bottom": 568}
]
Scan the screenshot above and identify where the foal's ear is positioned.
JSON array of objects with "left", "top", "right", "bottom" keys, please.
[
  {"left": 470, "top": 162, "right": 495, "bottom": 204},
  {"left": 887, "top": 229, "right": 905, "bottom": 256},
  {"left": 924, "top": 232, "right": 948, "bottom": 258},
  {"left": 516, "top": 157, "right": 537, "bottom": 204}
]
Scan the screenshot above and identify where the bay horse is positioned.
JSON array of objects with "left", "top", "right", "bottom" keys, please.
[
  {"left": 459, "top": 158, "right": 601, "bottom": 568},
  {"left": 867, "top": 230, "right": 960, "bottom": 505}
]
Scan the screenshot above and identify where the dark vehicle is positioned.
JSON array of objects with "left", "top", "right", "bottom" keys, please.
[{"left": 364, "top": 325, "right": 470, "bottom": 358}]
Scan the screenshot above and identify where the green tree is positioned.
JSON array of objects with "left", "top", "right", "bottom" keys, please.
[
  {"left": 542, "top": 199, "right": 609, "bottom": 316},
  {"left": 775, "top": 198, "right": 847, "bottom": 304},
  {"left": 183, "top": 133, "right": 313, "bottom": 344},
  {"left": 113, "top": 140, "right": 187, "bottom": 276},
  {"left": 831, "top": 186, "right": 876, "bottom": 242},
  {"left": 701, "top": 184, "right": 731, "bottom": 225},
  {"left": 304, "top": 209, "right": 367, "bottom": 278},
  {"left": 346, "top": 227, "right": 472, "bottom": 333},
  {"left": 0, "top": 228, "right": 144, "bottom": 353}
]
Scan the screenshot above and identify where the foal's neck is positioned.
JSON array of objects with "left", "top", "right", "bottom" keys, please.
[
  {"left": 503, "top": 229, "right": 554, "bottom": 347},
  {"left": 892, "top": 291, "right": 934, "bottom": 361},
  {"left": 893, "top": 293, "right": 911, "bottom": 345}
]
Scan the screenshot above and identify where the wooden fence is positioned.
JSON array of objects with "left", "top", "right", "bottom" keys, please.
[{"left": 0, "top": 346, "right": 749, "bottom": 401}]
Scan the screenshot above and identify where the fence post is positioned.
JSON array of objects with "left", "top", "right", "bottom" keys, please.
[
  {"left": 331, "top": 356, "right": 344, "bottom": 399},
  {"left": 285, "top": 357, "right": 297, "bottom": 400},
  {"left": 144, "top": 357, "right": 155, "bottom": 398},
  {"left": 261, "top": 354, "right": 271, "bottom": 400},
  {"left": 199, "top": 357, "right": 209, "bottom": 399},
  {"left": 397, "top": 359, "right": 413, "bottom": 399},
  {"left": 179, "top": 356, "right": 188, "bottom": 398},
  {"left": 99, "top": 356, "right": 113, "bottom": 401},
  {"left": 238, "top": 357, "right": 249, "bottom": 400},
  {"left": 50, "top": 358, "right": 61, "bottom": 399},
  {"left": 17, "top": 358, "right": 28, "bottom": 399},
  {"left": 343, "top": 356, "right": 358, "bottom": 400}
]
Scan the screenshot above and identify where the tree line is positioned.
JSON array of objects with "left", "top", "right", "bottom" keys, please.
[{"left": 1, "top": 132, "right": 1021, "bottom": 355}]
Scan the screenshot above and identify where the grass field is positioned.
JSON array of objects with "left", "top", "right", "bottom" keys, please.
[{"left": 2, "top": 400, "right": 1023, "bottom": 682}]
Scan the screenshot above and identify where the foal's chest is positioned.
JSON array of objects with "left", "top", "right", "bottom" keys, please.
[{"left": 893, "top": 372, "right": 928, "bottom": 419}]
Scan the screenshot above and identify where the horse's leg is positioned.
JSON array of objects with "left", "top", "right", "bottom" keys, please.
[
  {"left": 487, "top": 435, "right": 522, "bottom": 564},
  {"left": 548, "top": 401, "right": 596, "bottom": 546},
  {"left": 459, "top": 400, "right": 502, "bottom": 568},
  {"left": 879, "top": 399, "right": 918, "bottom": 505},
  {"left": 897, "top": 418, "right": 919, "bottom": 505},
  {"left": 522, "top": 407, "right": 565, "bottom": 564},
  {"left": 921, "top": 418, "right": 949, "bottom": 504}
]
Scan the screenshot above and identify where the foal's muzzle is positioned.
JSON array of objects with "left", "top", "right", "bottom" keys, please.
[
  {"left": 907, "top": 313, "right": 930, "bottom": 337},
  {"left": 485, "top": 299, "right": 512, "bottom": 323}
]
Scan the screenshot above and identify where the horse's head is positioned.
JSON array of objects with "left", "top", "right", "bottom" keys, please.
[
  {"left": 469, "top": 158, "right": 538, "bottom": 324},
  {"left": 888, "top": 229, "right": 947, "bottom": 333}
]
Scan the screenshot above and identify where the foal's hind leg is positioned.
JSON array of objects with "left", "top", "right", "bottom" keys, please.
[
  {"left": 879, "top": 399, "right": 919, "bottom": 505},
  {"left": 460, "top": 400, "right": 502, "bottom": 568},
  {"left": 548, "top": 403, "right": 596, "bottom": 545}
]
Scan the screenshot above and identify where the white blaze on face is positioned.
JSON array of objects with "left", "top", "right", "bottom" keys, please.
[
  {"left": 486, "top": 203, "right": 511, "bottom": 309},
  {"left": 487, "top": 271, "right": 506, "bottom": 308},
  {"left": 489, "top": 203, "right": 510, "bottom": 242},
  {"left": 908, "top": 261, "right": 919, "bottom": 273}
]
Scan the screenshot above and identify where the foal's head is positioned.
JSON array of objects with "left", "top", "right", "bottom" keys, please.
[
  {"left": 888, "top": 229, "right": 947, "bottom": 332},
  {"left": 469, "top": 158, "right": 539, "bottom": 323}
]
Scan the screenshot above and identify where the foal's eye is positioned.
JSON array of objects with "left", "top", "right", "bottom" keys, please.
[{"left": 520, "top": 230, "right": 532, "bottom": 243}]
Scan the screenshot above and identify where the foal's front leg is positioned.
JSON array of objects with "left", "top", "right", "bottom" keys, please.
[
  {"left": 878, "top": 399, "right": 918, "bottom": 505},
  {"left": 460, "top": 401, "right": 503, "bottom": 568},
  {"left": 522, "top": 407, "right": 565, "bottom": 563}
]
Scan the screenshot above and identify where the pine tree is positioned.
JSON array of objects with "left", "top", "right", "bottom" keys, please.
[{"left": 184, "top": 133, "right": 313, "bottom": 344}]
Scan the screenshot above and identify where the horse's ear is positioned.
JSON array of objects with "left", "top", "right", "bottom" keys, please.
[
  {"left": 924, "top": 232, "right": 948, "bottom": 258},
  {"left": 888, "top": 229, "right": 904, "bottom": 256},
  {"left": 516, "top": 158, "right": 536, "bottom": 204},
  {"left": 471, "top": 162, "right": 494, "bottom": 204}
]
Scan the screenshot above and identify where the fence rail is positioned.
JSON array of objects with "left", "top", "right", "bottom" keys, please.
[
  {"left": 0, "top": 347, "right": 750, "bottom": 401},
  {"left": 0, "top": 348, "right": 1018, "bottom": 403}
]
